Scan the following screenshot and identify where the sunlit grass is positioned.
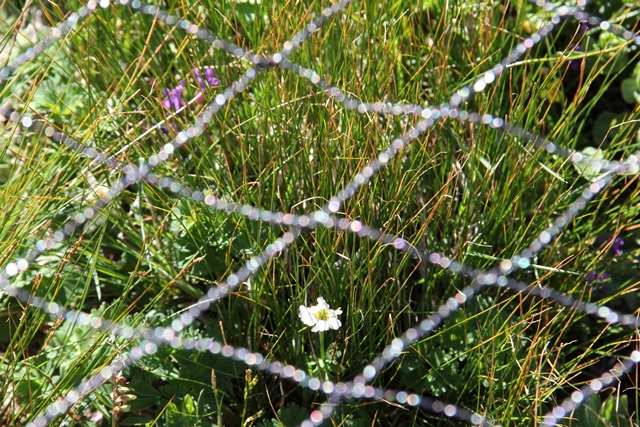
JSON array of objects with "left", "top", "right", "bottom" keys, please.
[{"left": 1, "top": 0, "right": 640, "bottom": 426}]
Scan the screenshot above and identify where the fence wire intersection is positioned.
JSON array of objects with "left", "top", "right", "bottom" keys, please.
[{"left": 1, "top": 0, "right": 640, "bottom": 426}]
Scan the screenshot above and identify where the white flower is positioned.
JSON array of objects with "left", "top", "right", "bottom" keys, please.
[{"left": 298, "top": 297, "right": 342, "bottom": 332}]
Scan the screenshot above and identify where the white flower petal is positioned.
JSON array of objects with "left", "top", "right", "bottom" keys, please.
[
  {"left": 325, "top": 318, "right": 341, "bottom": 330},
  {"left": 314, "top": 320, "right": 329, "bottom": 332},
  {"left": 298, "top": 306, "right": 317, "bottom": 327},
  {"left": 316, "top": 297, "right": 329, "bottom": 309},
  {"left": 298, "top": 297, "right": 342, "bottom": 333}
]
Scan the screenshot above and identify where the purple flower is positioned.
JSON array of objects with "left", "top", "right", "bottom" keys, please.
[
  {"left": 569, "top": 45, "right": 583, "bottom": 72},
  {"left": 579, "top": 20, "right": 597, "bottom": 35},
  {"left": 193, "top": 68, "right": 206, "bottom": 91},
  {"left": 205, "top": 67, "right": 219, "bottom": 86},
  {"left": 194, "top": 67, "right": 219, "bottom": 91},
  {"left": 162, "top": 80, "right": 186, "bottom": 111},
  {"left": 610, "top": 237, "right": 624, "bottom": 256},
  {"left": 584, "top": 271, "right": 612, "bottom": 295},
  {"left": 597, "top": 235, "right": 625, "bottom": 257},
  {"left": 567, "top": 21, "right": 596, "bottom": 73},
  {"left": 585, "top": 271, "right": 611, "bottom": 284}
]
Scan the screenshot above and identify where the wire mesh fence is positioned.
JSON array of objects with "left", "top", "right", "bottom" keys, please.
[{"left": 1, "top": 0, "right": 640, "bottom": 425}]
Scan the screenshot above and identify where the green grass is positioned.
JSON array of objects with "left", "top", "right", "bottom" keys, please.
[{"left": 1, "top": 0, "right": 640, "bottom": 426}]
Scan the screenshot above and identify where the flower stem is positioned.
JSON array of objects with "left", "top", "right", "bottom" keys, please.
[{"left": 319, "top": 331, "right": 326, "bottom": 379}]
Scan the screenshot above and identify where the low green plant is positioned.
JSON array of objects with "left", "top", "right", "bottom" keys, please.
[{"left": 0, "top": 0, "right": 639, "bottom": 426}]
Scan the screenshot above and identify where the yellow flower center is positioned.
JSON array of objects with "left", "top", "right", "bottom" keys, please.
[{"left": 314, "top": 308, "right": 330, "bottom": 321}]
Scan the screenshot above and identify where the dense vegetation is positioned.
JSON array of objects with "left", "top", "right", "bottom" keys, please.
[{"left": 1, "top": 0, "right": 640, "bottom": 426}]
